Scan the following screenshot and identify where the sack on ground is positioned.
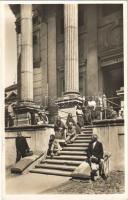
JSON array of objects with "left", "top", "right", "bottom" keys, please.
[{"left": 71, "top": 161, "right": 91, "bottom": 178}]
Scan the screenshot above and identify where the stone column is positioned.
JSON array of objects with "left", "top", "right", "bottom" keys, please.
[
  {"left": 47, "top": 6, "right": 57, "bottom": 102},
  {"left": 16, "top": 22, "right": 21, "bottom": 101},
  {"left": 64, "top": 4, "right": 79, "bottom": 95},
  {"left": 20, "top": 4, "right": 33, "bottom": 102},
  {"left": 86, "top": 5, "right": 99, "bottom": 96},
  {"left": 17, "top": 34, "right": 21, "bottom": 56},
  {"left": 17, "top": 33, "right": 21, "bottom": 101}
]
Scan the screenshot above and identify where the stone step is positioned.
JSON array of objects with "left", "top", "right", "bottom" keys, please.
[
  {"left": 46, "top": 155, "right": 86, "bottom": 161},
  {"left": 30, "top": 168, "right": 72, "bottom": 177},
  {"left": 41, "top": 159, "right": 81, "bottom": 166},
  {"left": 60, "top": 150, "right": 87, "bottom": 156},
  {"left": 83, "top": 125, "right": 93, "bottom": 128},
  {"left": 77, "top": 133, "right": 92, "bottom": 138},
  {"left": 66, "top": 143, "right": 89, "bottom": 147},
  {"left": 73, "top": 140, "right": 91, "bottom": 143},
  {"left": 81, "top": 125, "right": 93, "bottom": 131},
  {"left": 35, "top": 163, "right": 75, "bottom": 171},
  {"left": 75, "top": 135, "right": 92, "bottom": 138},
  {"left": 81, "top": 129, "right": 93, "bottom": 132},
  {"left": 81, "top": 134, "right": 92, "bottom": 137},
  {"left": 63, "top": 146, "right": 88, "bottom": 151},
  {"left": 82, "top": 130, "right": 93, "bottom": 133}
]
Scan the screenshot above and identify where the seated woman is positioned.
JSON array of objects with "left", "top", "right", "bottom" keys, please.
[
  {"left": 65, "top": 122, "right": 77, "bottom": 144},
  {"left": 66, "top": 113, "right": 81, "bottom": 134},
  {"left": 47, "top": 134, "right": 62, "bottom": 157},
  {"left": 54, "top": 116, "right": 66, "bottom": 139}
]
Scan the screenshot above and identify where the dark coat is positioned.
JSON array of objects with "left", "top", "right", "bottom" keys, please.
[
  {"left": 87, "top": 141, "right": 104, "bottom": 162},
  {"left": 54, "top": 120, "right": 66, "bottom": 132},
  {"left": 16, "top": 136, "right": 29, "bottom": 156}
]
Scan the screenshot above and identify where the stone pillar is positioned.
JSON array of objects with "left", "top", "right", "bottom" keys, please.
[
  {"left": 20, "top": 4, "right": 33, "bottom": 102},
  {"left": 86, "top": 5, "right": 99, "bottom": 96},
  {"left": 64, "top": 4, "right": 79, "bottom": 95},
  {"left": 40, "top": 22, "right": 48, "bottom": 105},
  {"left": 56, "top": 5, "right": 82, "bottom": 123},
  {"left": 15, "top": 19, "right": 21, "bottom": 101},
  {"left": 47, "top": 7, "right": 57, "bottom": 102},
  {"left": 17, "top": 33, "right": 21, "bottom": 60},
  {"left": 47, "top": 7, "right": 58, "bottom": 123}
]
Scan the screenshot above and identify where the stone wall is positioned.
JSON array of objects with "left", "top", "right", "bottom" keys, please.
[
  {"left": 5, "top": 125, "right": 54, "bottom": 168},
  {"left": 93, "top": 120, "right": 124, "bottom": 171}
]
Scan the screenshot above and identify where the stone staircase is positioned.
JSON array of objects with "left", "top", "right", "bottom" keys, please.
[{"left": 30, "top": 127, "right": 93, "bottom": 177}]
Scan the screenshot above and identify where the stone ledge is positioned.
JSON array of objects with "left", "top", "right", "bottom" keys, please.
[
  {"left": 5, "top": 124, "right": 54, "bottom": 132},
  {"left": 93, "top": 119, "right": 124, "bottom": 127}
]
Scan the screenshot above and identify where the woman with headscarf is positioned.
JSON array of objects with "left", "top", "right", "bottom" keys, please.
[{"left": 66, "top": 113, "right": 81, "bottom": 134}]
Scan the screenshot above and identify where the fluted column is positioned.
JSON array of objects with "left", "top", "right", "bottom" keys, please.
[
  {"left": 86, "top": 5, "right": 99, "bottom": 96},
  {"left": 17, "top": 33, "right": 21, "bottom": 59},
  {"left": 64, "top": 4, "right": 79, "bottom": 95},
  {"left": 15, "top": 19, "right": 21, "bottom": 101},
  {"left": 20, "top": 4, "right": 33, "bottom": 102}
]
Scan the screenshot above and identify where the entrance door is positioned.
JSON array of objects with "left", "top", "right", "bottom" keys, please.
[
  {"left": 103, "top": 63, "right": 123, "bottom": 97},
  {"left": 103, "top": 62, "right": 124, "bottom": 110}
]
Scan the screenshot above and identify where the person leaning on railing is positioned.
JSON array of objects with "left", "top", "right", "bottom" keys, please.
[{"left": 106, "top": 105, "right": 118, "bottom": 119}]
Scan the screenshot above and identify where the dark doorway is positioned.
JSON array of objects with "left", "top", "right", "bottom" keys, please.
[
  {"left": 103, "top": 63, "right": 123, "bottom": 97},
  {"left": 103, "top": 62, "right": 124, "bottom": 111}
]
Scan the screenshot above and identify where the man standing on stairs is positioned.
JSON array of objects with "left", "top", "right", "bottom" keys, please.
[{"left": 86, "top": 134, "right": 107, "bottom": 180}]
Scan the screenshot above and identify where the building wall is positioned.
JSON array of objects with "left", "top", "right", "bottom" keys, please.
[
  {"left": 93, "top": 124, "right": 124, "bottom": 171},
  {"left": 98, "top": 5, "right": 123, "bottom": 95},
  {"left": 5, "top": 127, "right": 54, "bottom": 167},
  {"left": 32, "top": 4, "right": 123, "bottom": 101}
]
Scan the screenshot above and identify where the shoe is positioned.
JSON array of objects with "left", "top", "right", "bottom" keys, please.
[
  {"left": 90, "top": 172, "right": 95, "bottom": 181},
  {"left": 64, "top": 142, "right": 68, "bottom": 146},
  {"left": 55, "top": 151, "right": 60, "bottom": 156},
  {"left": 101, "top": 174, "right": 107, "bottom": 180},
  {"left": 50, "top": 153, "right": 54, "bottom": 158}
]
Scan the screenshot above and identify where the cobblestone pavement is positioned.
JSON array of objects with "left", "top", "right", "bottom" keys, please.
[{"left": 42, "top": 171, "right": 124, "bottom": 194}]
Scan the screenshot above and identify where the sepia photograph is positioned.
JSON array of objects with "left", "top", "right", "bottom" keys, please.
[{"left": 2, "top": 0, "right": 128, "bottom": 198}]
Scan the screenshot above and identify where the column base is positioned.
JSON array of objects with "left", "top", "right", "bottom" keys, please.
[
  {"left": 64, "top": 91, "right": 80, "bottom": 96},
  {"left": 55, "top": 95, "right": 83, "bottom": 123},
  {"left": 13, "top": 101, "right": 48, "bottom": 127}
]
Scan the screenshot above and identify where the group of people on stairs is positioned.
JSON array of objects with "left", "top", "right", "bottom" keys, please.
[
  {"left": 15, "top": 113, "right": 108, "bottom": 181},
  {"left": 47, "top": 113, "right": 80, "bottom": 157},
  {"left": 47, "top": 114, "right": 108, "bottom": 181}
]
